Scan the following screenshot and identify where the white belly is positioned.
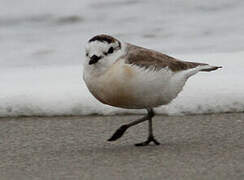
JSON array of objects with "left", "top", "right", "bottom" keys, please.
[{"left": 83, "top": 62, "right": 188, "bottom": 109}]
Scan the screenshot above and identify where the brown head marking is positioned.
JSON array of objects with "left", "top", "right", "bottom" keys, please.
[{"left": 89, "top": 34, "right": 118, "bottom": 44}]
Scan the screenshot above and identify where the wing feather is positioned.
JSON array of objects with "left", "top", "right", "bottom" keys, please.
[{"left": 125, "top": 44, "right": 207, "bottom": 72}]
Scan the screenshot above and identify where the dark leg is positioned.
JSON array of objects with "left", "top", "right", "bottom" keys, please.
[
  {"left": 107, "top": 112, "right": 149, "bottom": 141},
  {"left": 135, "top": 108, "right": 160, "bottom": 146},
  {"left": 108, "top": 108, "right": 160, "bottom": 146}
]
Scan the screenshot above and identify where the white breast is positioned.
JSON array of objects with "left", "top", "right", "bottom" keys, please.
[{"left": 83, "top": 59, "right": 193, "bottom": 109}]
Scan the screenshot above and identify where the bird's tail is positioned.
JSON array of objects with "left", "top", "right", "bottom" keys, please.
[
  {"left": 199, "top": 65, "right": 222, "bottom": 72},
  {"left": 179, "top": 60, "right": 222, "bottom": 72},
  {"left": 183, "top": 60, "right": 222, "bottom": 72},
  {"left": 184, "top": 63, "right": 222, "bottom": 78}
]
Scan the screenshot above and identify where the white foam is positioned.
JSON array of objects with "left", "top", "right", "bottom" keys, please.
[{"left": 0, "top": 51, "right": 243, "bottom": 117}]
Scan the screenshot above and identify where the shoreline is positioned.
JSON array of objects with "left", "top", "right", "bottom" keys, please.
[{"left": 1, "top": 111, "right": 244, "bottom": 119}]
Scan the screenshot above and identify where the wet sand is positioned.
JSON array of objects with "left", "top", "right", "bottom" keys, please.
[{"left": 0, "top": 113, "right": 244, "bottom": 180}]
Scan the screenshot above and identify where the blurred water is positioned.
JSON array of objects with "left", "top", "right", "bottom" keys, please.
[{"left": 1, "top": 0, "right": 244, "bottom": 68}]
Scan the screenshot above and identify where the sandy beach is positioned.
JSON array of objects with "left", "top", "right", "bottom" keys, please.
[{"left": 0, "top": 113, "right": 243, "bottom": 180}]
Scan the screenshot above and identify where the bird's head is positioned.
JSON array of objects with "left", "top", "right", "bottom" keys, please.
[{"left": 84, "top": 34, "right": 123, "bottom": 70}]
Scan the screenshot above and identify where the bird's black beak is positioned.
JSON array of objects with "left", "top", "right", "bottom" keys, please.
[{"left": 89, "top": 55, "right": 101, "bottom": 65}]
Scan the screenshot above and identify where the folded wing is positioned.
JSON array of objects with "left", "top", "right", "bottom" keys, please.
[{"left": 125, "top": 44, "right": 221, "bottom": 72}]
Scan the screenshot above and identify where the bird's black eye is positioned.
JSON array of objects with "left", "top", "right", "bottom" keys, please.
[
  {"left": 86, "top": 52, "right": 88, "bottom": 57},
  {"left": 107, "top": 47, "right": 114, "bottom": 54}
]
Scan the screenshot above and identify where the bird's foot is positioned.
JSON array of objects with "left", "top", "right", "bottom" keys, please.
[
  {"left": 135, "top": 136, "right": 160, "bottom": 146},
  {"left": 107, "top": 125, "right": 129, "bottom": 141}
]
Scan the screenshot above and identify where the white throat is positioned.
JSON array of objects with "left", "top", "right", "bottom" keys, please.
[{"left": 83, "top": 41, "right": 127, "bottom": 77}]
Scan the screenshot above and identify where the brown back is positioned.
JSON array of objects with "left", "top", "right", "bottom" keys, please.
[{"left": 125, "top": 44, "right": 207, "bottom": 72}]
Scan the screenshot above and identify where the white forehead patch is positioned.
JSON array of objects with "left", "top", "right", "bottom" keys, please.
[
  {"left": 85, "top": 41, "right": 110, "bottom": 57},
  {"left": 85, "top": 40, "right": 121, "bottom": 57}
]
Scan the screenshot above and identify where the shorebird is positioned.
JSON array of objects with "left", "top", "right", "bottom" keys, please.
[{"left": 83, "top": 34, "right": 222, "bottom": 146}]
